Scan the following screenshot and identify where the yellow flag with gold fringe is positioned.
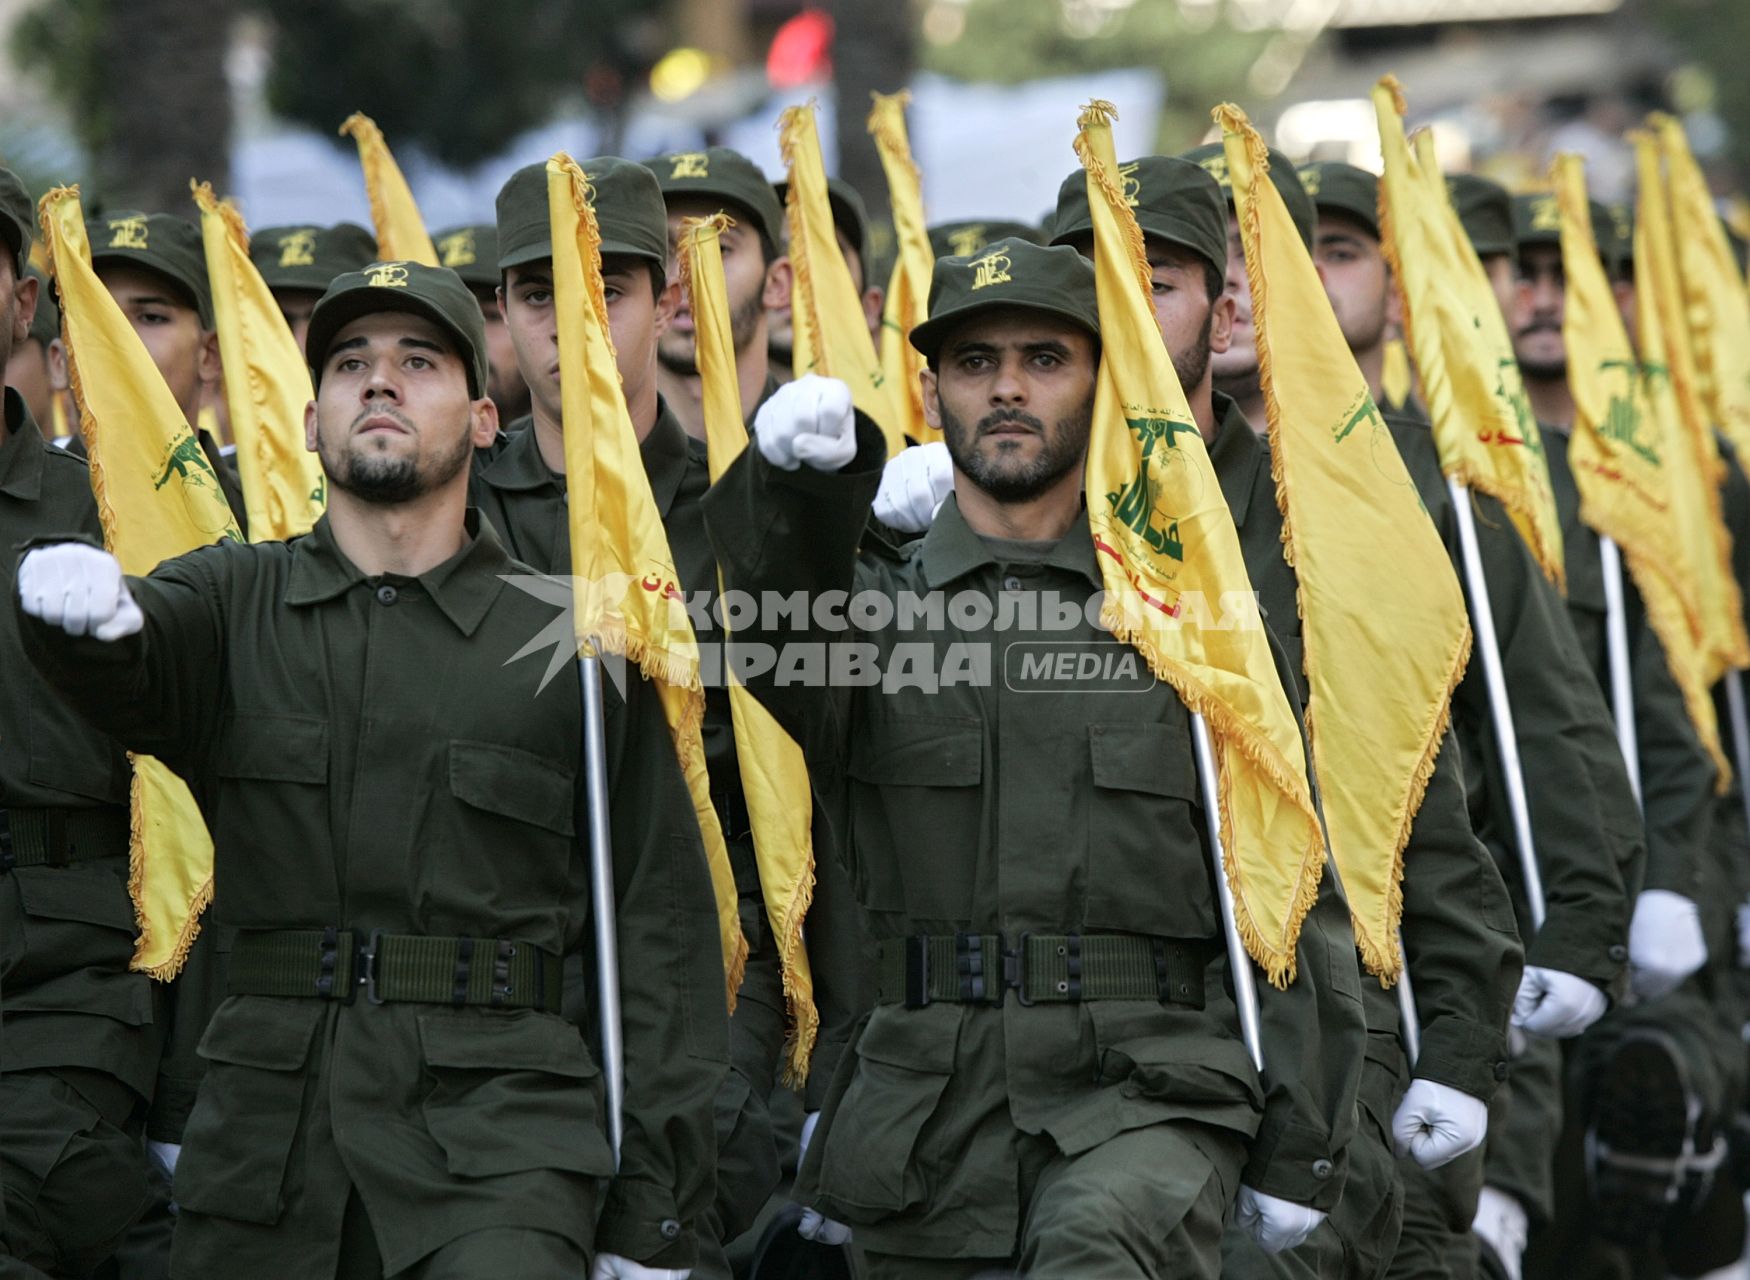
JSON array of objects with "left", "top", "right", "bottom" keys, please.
[
  {"left": 1077, "top": 102, "right": 1325, "bottom": 987},
  {"left": 339, "top": 113, "right": 439, "bottom": 266},
  {"left": 868, "top": 91, "right": 939, "bottom": 446},
  {"left": 679, "top": 213, "right": 818, "bottom": 1083},
  {"left": 192, "top": 182, "right": 327, "bottom": 543},
  {"left": 1218, "top": 104, "right": 1470, "bottom": 981},
  {"left": 1381, "top": 337, "right": 1413, "bottom": 411},
  {"left": 1655, "top": 114, "right": 1750, "bottom": 467},
  {"left": 1630, "top": 132, "right": 1750, "bottom": 687},
  {"left": 39, "top": 186, "right": 241, "bottom": 979},
  {"left": 778, "top": 103, "right": 903, "bottom": 456},
  {"left": 546, "top": 155, "right": 746, "bottom": 1005},
  {"left": 1373, "top": 77, "right": 1566, "bottom": 591}
]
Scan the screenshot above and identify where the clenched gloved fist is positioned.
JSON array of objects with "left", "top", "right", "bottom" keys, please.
[
  {"left": 1235, "top": 1185, "right": 1325, "bottom": 1253},
  {"left": 17, "top": 543, "right": 142, "bottom": 640},
  {"left": 873, "top": 441, "right": 954, "bottom": 533},
  {"left": 795, "top": 1111, "right": 852, "bottom": 1245},
  {"left": 754, "top": 374, "right": 857, "bottom": 472},
  {"left": 1511, "top": 965, "right": 1606, "bottom": 1038},
  {"left": 589, "top": 1255, "right": 689, "bottom": 1280},
  {"left": 1392, "top": 1079, "right": 1488, "bottom": 1169},
  {"left": 1471, "top": 1185, "right": 1529, "bottom": 1280},
  {"left": 1628, "top": 888, "right": 1707, "bottom": 1000}
]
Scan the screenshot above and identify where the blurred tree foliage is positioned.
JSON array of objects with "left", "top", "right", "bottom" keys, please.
[{"left": 1652, "top": 0, "right": 1750, "bottom": 181}]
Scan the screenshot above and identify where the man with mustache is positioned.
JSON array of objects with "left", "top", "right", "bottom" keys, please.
[
  {"left": 701, "top": 237, "right": 1367, "bottom": 1275},
  {"left": 15, "top": 260, "right": 727, "bottom": 1278}
]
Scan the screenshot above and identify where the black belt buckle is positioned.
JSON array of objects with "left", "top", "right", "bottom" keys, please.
[
  {"left": 1010, "top": 933, "right": 1034, "bottom": 1006},
  {"left": 358, "top": 928, "right": 388, "bottom": 1005},
  {"left": 903, "top": 934, "right": 931, "bottom": 1009},
  {"left": 955, "top": 932, "right": 990, "bottom": 1003},
  {"left": 1064, "top": 932, "right": 1083, "bottom": 1001},
  {"left": 315, "top": 926, "right": 341, "bottom": 1000}
]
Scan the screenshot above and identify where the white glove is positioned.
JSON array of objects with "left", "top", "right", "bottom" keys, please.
[
  {"left": 145, "top": 1140, "right": 180, "bottom": 1181},
  {"left": 1391, "top": 1079, "right": 1488, "bottom": 1169},
  {"left": 17, "top": 543, "right": 143, "bottom": 640},
  {"left": 589, "top": 1255, "right": 689, "bottom": 1280},
  {"left": 1628, "top": 888, "right": 1707, "bottom": 999},
  {"left": 1471, "top": 1185, "right": 1528, "bottom": 1280},
  {"left": 873, "top": 441, "right": 954, "bottom": 533},
  {"left": 1235, "top": 1185, "right": 1325, "bottom": 1253},
  {"left": 794, "top": 1112, "right": 852, "bottom": 1245},
  {"left": 753, "top": 374, "right": 856, "bottom": 472},
  {"left": 1511, "top": 964, "right": 1607, "bottom": 1038}
]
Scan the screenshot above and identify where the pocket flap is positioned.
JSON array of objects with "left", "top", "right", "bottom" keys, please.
[
  {"left": 848, "top": 715, "right": 982, "bottom": 788},
  {"left": 15, "top": 866, "right": 137, "bottom": 933},
  {"left": 197, "top": 997, "right": 324, "bottom": 1071},
  {"left": 418, "top": 1011, "right": 596, "bottom": 1077},
  {"left": 216, "top": 713, "right": 328, "bottom": 783},
  {"left": 853, "top": 1006, "right": 960, "bottom": 1074},
  {"left": 448, "top": 740, "right": 577, "bottom": 836},
  {"left": 1089, "top": 722, "right": 1194, "bottom": 798}
]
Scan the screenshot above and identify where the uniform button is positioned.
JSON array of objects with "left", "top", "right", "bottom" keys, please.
[
  {"left": 375, "top": 584, "right": 399, "bottom": 606},
  {"left": 1311, "top": 1158, "right": 1334, "bottom": 1180},
  {"left": 1608, "top": 944, "right": 1628, "bottom": 962},
  {"left": 1003, "top": 575, "right": 1023, "bottom": 592},
  {"left": 1493, "top": 1060, "right": 1509, "bottom": 1081},
  {"left": 658, "top": 1218, "right": 682, "bottom": 1241}
]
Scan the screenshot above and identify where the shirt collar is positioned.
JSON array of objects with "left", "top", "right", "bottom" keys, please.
[
  {"left": 918, "top": 493, "right": 1103, "bottom": 592},
  {"left": 476, "top": 418, "right": 554, "bottom": 494},
  {"left": 0, "top": 389, "right": 46, "bottom": 502},
  {"left": 285, "top": 510, "right": 509, "bottom": 636},
  {"left": 1206, "top": 391, "right": 1262, "bottom": 530}
]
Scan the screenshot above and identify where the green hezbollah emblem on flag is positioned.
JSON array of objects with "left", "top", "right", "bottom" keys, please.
[
  {"left": 152, "top": 430, "right": 243, "bottom": 542},
  {"left": 1334, "top": 387, "right": 1386, "bottom": 445},
  {"left": 1107, "top": 414, "right": 1196, "bottom": 561}
]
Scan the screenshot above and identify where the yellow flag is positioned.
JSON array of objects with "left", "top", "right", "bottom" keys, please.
[
  {"left": 39, "top": 186, "right": 241, "bottom": 979},
  {"left": 868, "top": 91, "right": 938, "bottom": 446},
  {"left": 339, "top": 113, "right": 439, "bottom": 266},
  {"left": 192, "top": 182, "right": 327, "bottom": 543},
  {"left": 1218, "top": 105, "right": 1470, "bottom": 981},
  {"left": 1656, "top": 115, "right": 1750, "bottom": 466},
  {"left": 678, "top": 213, "right": 819, "bottom": 1083},
  {"left": 1381, "top": 336, "right": 1413, "bottom": 410},
  {"left": 546, "top": 155, "right": 746, "bottom": 1005},
  {"left": 778, "top": 103, "right": 902, "bottom": 456},
  {"left": 1630, "top": 133, "right": 1750, "bottom": 686},
  {"left": 1558, "top": 153, "right": 1729, "bottom": 787},
  {"left": 1373, "top": 77, "right": 1566, "bottom": 591},
  {"left": 1076, "top": 103, "right": 1324, "bottom": 987}
]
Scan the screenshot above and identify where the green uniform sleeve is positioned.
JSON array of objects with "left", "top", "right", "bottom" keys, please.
[{"left": 1626, "top": 587, "right": 1715, "bottom": 898}]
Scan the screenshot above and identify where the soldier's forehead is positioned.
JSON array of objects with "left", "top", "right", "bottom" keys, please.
[
  {"left": 941, "top": 307, "right": 1092, "bottom": 352},
  {"left": 93, "top": 260, "right": 195, "bottom": 307},
  {"left": 331, "top": 308, "right": 453, "bottom": 349}
]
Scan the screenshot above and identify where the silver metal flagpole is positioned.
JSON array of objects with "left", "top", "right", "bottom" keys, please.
[
  {"left": 1447, "top": 477, "right": 1547, "bottom": 931},
  {"left": 1396, "top": 934, "right": 1420, "bottom": 1068},
  {"left": 580, "top": 653, "right": 624, "bottom": 1166},
  {"left": 1599, "top": 535, "right": 1642, "bottom": 806},
  {"left": 1191, "top": 712, "right": 1265, "bottom": 1072}
]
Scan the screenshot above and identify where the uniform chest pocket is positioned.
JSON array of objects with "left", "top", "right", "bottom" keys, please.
[
  {"left": 448, "top": 740, "right": 576, "bottom": 838},
  {"left": 216, "top": 713, "right": 329, "bottom": 783},
  {"left": 1084, "top": 721, "right": 1212, "bottom": 938},
  {"left": 4, "top": 866, "right": 152, "bottom": 1026},
  {"left": 846, "top": 714, "right": 983, "bottom": 920}
]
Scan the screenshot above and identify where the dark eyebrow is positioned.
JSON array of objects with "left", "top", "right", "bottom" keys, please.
[
  {"left": 1021, "top": 339, "right": 1072, "bottom": 359},
  {"left": 327, "top": 334, "right": 449, "bottom": 360},
  {"left": 122, "top": 294, "right": 183, "bottom": 309},
  {"left": 1315, "top": 231, "right": 1366, "bottom": 250}
]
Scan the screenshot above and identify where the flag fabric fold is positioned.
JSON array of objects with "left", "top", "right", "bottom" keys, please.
[
  {"left": 679, "top": 212, "right": 819, "bottom": 1083},
  {"left": 339, "top": 113, "right": 439, "bottom": 266},
  {"left": 546, "top": 155, "right": 746, "bottom": 1006},
  {"left": 39, "top": 186, "right": 241, "bottom": 978},
  {"left": 1077, "top": 101, "right": 1325, "bottom": 988},
  {"left": 777, "top": 103, "right": 903, "bottom": 456},
  {"left": 1372, "top": 76, "right": 1567, "bottom": 591},
  {"left": 1218, "top": 103, "right": 1471, "bottom": 980},
  {"left": 867, "top": 91, "right": 939, "bottom": 446},
  {"left": 192, "top": 181, "right": 327, "bottom": 542}
]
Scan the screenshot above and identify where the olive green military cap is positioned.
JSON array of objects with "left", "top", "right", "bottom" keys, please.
[
  {"left": 1606, "top": 203, "right": 1635, "bottom": 275},
  {"left": 496, "top": 157, "right": 668, "bottom": 273},
  {"left": 26, "top": 267, "right": 58, "bottom": 347},
  {"left": 1511, "top": 191, "right": 1615, "bottom": 267},
  {"left": 1047, "top": 155, "right": 1227, "bottom": 280},
  {"left": 431, "top": 224, "right": 500, "bottom": 289},
  {"left": 645, "top": 147, "right": 785, "bottom": 255},
  {"left": 0, "top": 167, "right": 32, "bottom": 272},
  {"left": 305, "top": 260, "right": 488, "bottom": 398},
  {"left": 1180, "top": 141, "right": 1315, "bottom": 250},
  {"left": 85, "top": 210, "right": 213, "bottom": 328},
  {"left": 249, "top": 223, "right": 377, "bottom": 293},
  {"left": 910, "top": 237, "right": 1098, "bottom": 361},
  {"left": 773, "top": 175, "right": 868, "bottom": 264},
  {"left": 928, "top": 219, "right": 1042, "bottom": 260},
  {"left": 1446, "top": 173, "right": 1514, "bottom": 258},
  {"left": 1299, "top": 161, "right": 1379, "bottom": 240}
]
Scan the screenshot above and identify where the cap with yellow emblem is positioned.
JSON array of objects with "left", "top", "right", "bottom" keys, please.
[
  {"left": 644, "top": 147, "right": 785, "bottom": 256},
  {"left": 249, "top": 223, "right": 378, "bottom": 293},
  {"left": 1046, "top": 155, "right": 1227, "bottom": 280},
  {"left": 1511, "top": 191, "right": 1613, "bottom": 265},
  {"left": 1298, "top": 161, "right": 1380, "bottom": 240},
  {"left": 0, "top": 166, "right": 33, "bottom": 273},
  {"left": 908, "top": 237, "right": 1098, "bottom": 361},
  {"left": 927, "top": 219, "right": 1042, "bottom": 261},
  {"left": 1447, "top": 174, "right": 1514, "bottom": 259},
  {"left": 496, "top": 157, "right": 668, "bottom": 275},
  {"left": 1179, "top": 141, "right": 1316, "bottom": 250},
  {"left": 431, "top": 224, "right": 500, "bottom": 290},
  {"left": 304, "top": 260, "right": 487, "bottom": 398},
  {"left": 85, "top": 210, "right": 213, "bottom": 327}
]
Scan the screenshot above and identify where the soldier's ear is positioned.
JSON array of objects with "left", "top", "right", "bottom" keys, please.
[
  {"left": 1210, "top": 293, "right": 1236, "bottom": 356},
  {"left": 920, "top": 367, "right": 941, "bottom": 431},
  {"left": 470, "top": 394, "right": 499, "bottom": 448},
  {"left": 198, "top": 329, "right": 222, "bottom": 386},
  {"left": 11, "top": 270, "right": 39, "bottom": 347},
  {"left": 304, "top": 399, "right": 319, "bottom": 452},
  {"left": 763, "top": 256, "right": 793, "bottom": 311}
]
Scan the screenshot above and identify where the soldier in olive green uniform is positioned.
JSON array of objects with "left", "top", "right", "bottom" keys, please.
[
  {"left": 474, "top": 159, "right": 865, "bottom": 1278},
  {"left": 431, "top": 223, "right": 530, "bottom": 425},
  {"left": 16, "top": 260, "right": 727, "bottom": 1278},
  {"left": 1044, "top": 151, "right": 1519, "bottom": 1280},
  {"left": 702, "top": 239, "right": 1368, "bottom": 1276},
  {"left": 4, "top": 268, "right": 61, "bottom": 436},
  {"left": 0, "top": 167, "right": 161, "bottom": 1280},
  {"left": 645, "top": 148, "right": 794, "bottom": 438},
  {"left": 247, "top": 222, "right": 377, "bottom": 355},
  {"left": 770, "top": 174, "right": 884, "bottom": 352}
]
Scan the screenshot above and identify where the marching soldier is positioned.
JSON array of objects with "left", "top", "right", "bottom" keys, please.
[
  {"left": 15, "top": 259, "right": 728, "bottom": 1277},
  {"left": 432, "top": 223, "right": 530, "bottom": 424},
  {"left": 3, "top": 268, "right": 63, "bottom": 437},
  {"left": 702, "top": 239, "right": 1367, "bottom": 1276}
]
